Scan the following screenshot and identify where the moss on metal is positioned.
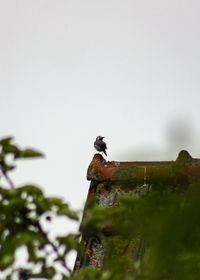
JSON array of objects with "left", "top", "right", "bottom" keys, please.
[{"left": 74, "top": 150, "right": 200, "bottom": 273}]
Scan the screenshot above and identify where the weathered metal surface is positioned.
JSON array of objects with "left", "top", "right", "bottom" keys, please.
[
  {"left": 87, "top": 151, "right": 200, "bottom": 183},
  {"left": 74, "top": 150, "right": 200, "bottom": 272}
]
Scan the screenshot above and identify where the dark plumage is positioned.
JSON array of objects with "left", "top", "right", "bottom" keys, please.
[{"left": 94, "top": 136, "right": 107, "bottom": 156}]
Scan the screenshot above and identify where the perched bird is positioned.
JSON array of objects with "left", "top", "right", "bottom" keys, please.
[{"left": 94, "top": 136, "right": 107, "bottom": 156}]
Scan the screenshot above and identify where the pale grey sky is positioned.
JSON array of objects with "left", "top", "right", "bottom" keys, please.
[{"left": 0, "top": 0, "right": 200, "bottom": 218}]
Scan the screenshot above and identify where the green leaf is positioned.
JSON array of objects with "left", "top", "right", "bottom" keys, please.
[
  {"left": 0, "top": 231, "right": 46, "bottom": 269},
  {"left": 3, "top": 144, "right": 20, "bottom": 156},
  {"left": 6, "top": 197, "right": 24, "bottom": 213},
  {"left": 17, "top": 185, "right": 43, "bottom": 197},
  {"left": 15, "top": 148, "right": 44, "bottom": 159},
  {"left": 27, "top": 243, "right": 38, "bottom": 262},
  {"left": 30, "top": 267, "right": 56, "bottom": 278},
  {"left": 0, "top": 137, "right": 13, "bottom": 146},
  {"left": 71, "top": 267, "right": 104, "bottom": 280},
  {"left": 34, "top": 197, "right": 49, "bottom": 213},
  {"left": 46, "top": 197, "right": 64, "bottom": 206},
  {"left": 0, "top": 187, "right": 17, "bottom": 198},
  {"left": 0, "top": 253, "right": 14, "bottom": 269},
  {"left": 46, "top": 198, "right": 79, "bottom": 220},
  {"left": 57, "top": 206, "right": 79, "bottom": 220},
  {"left": 57, "top": 234, "right": 79, "bottom": 251}
]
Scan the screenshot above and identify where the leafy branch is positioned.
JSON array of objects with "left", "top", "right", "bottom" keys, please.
[
  {"left": 0, "top": 137, "right": 80, "bottom": 279},
  {"left": 0, "top": 137, "right": 43, "bottom": 188}
]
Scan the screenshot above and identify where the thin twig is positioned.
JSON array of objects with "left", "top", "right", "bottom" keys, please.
[
  {"left": 49, "top": 238, "right": 72, "bottom": 274},
  {"left": 2, "top": 170, "right": 14, "bottom": 189},
  {"left": 37, "top": 222, "right": 72, "bottom": 275}
]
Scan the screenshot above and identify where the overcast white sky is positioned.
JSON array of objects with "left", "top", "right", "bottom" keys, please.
[{"left": 1, "top": 0, "right": 200, "bottom": 243}]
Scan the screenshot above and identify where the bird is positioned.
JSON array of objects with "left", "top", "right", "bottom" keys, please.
[{"left": 94, "top": 136, "right": 107, "bottom": 156}]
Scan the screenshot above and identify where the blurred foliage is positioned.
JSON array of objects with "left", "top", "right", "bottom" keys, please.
[
  {"left": 73, "top": 181, "right": 200, "bottom": 280},
  {"left": 1, "top": 136, "right": 200, "bottom": 279},
  {"left": 0, "top": 137, "right": 80, "bottom": 279}
]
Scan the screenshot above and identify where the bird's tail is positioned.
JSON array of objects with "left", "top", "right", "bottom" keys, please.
[{"left": 104, "top": 150, "right": 107, "bottom": 156}]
